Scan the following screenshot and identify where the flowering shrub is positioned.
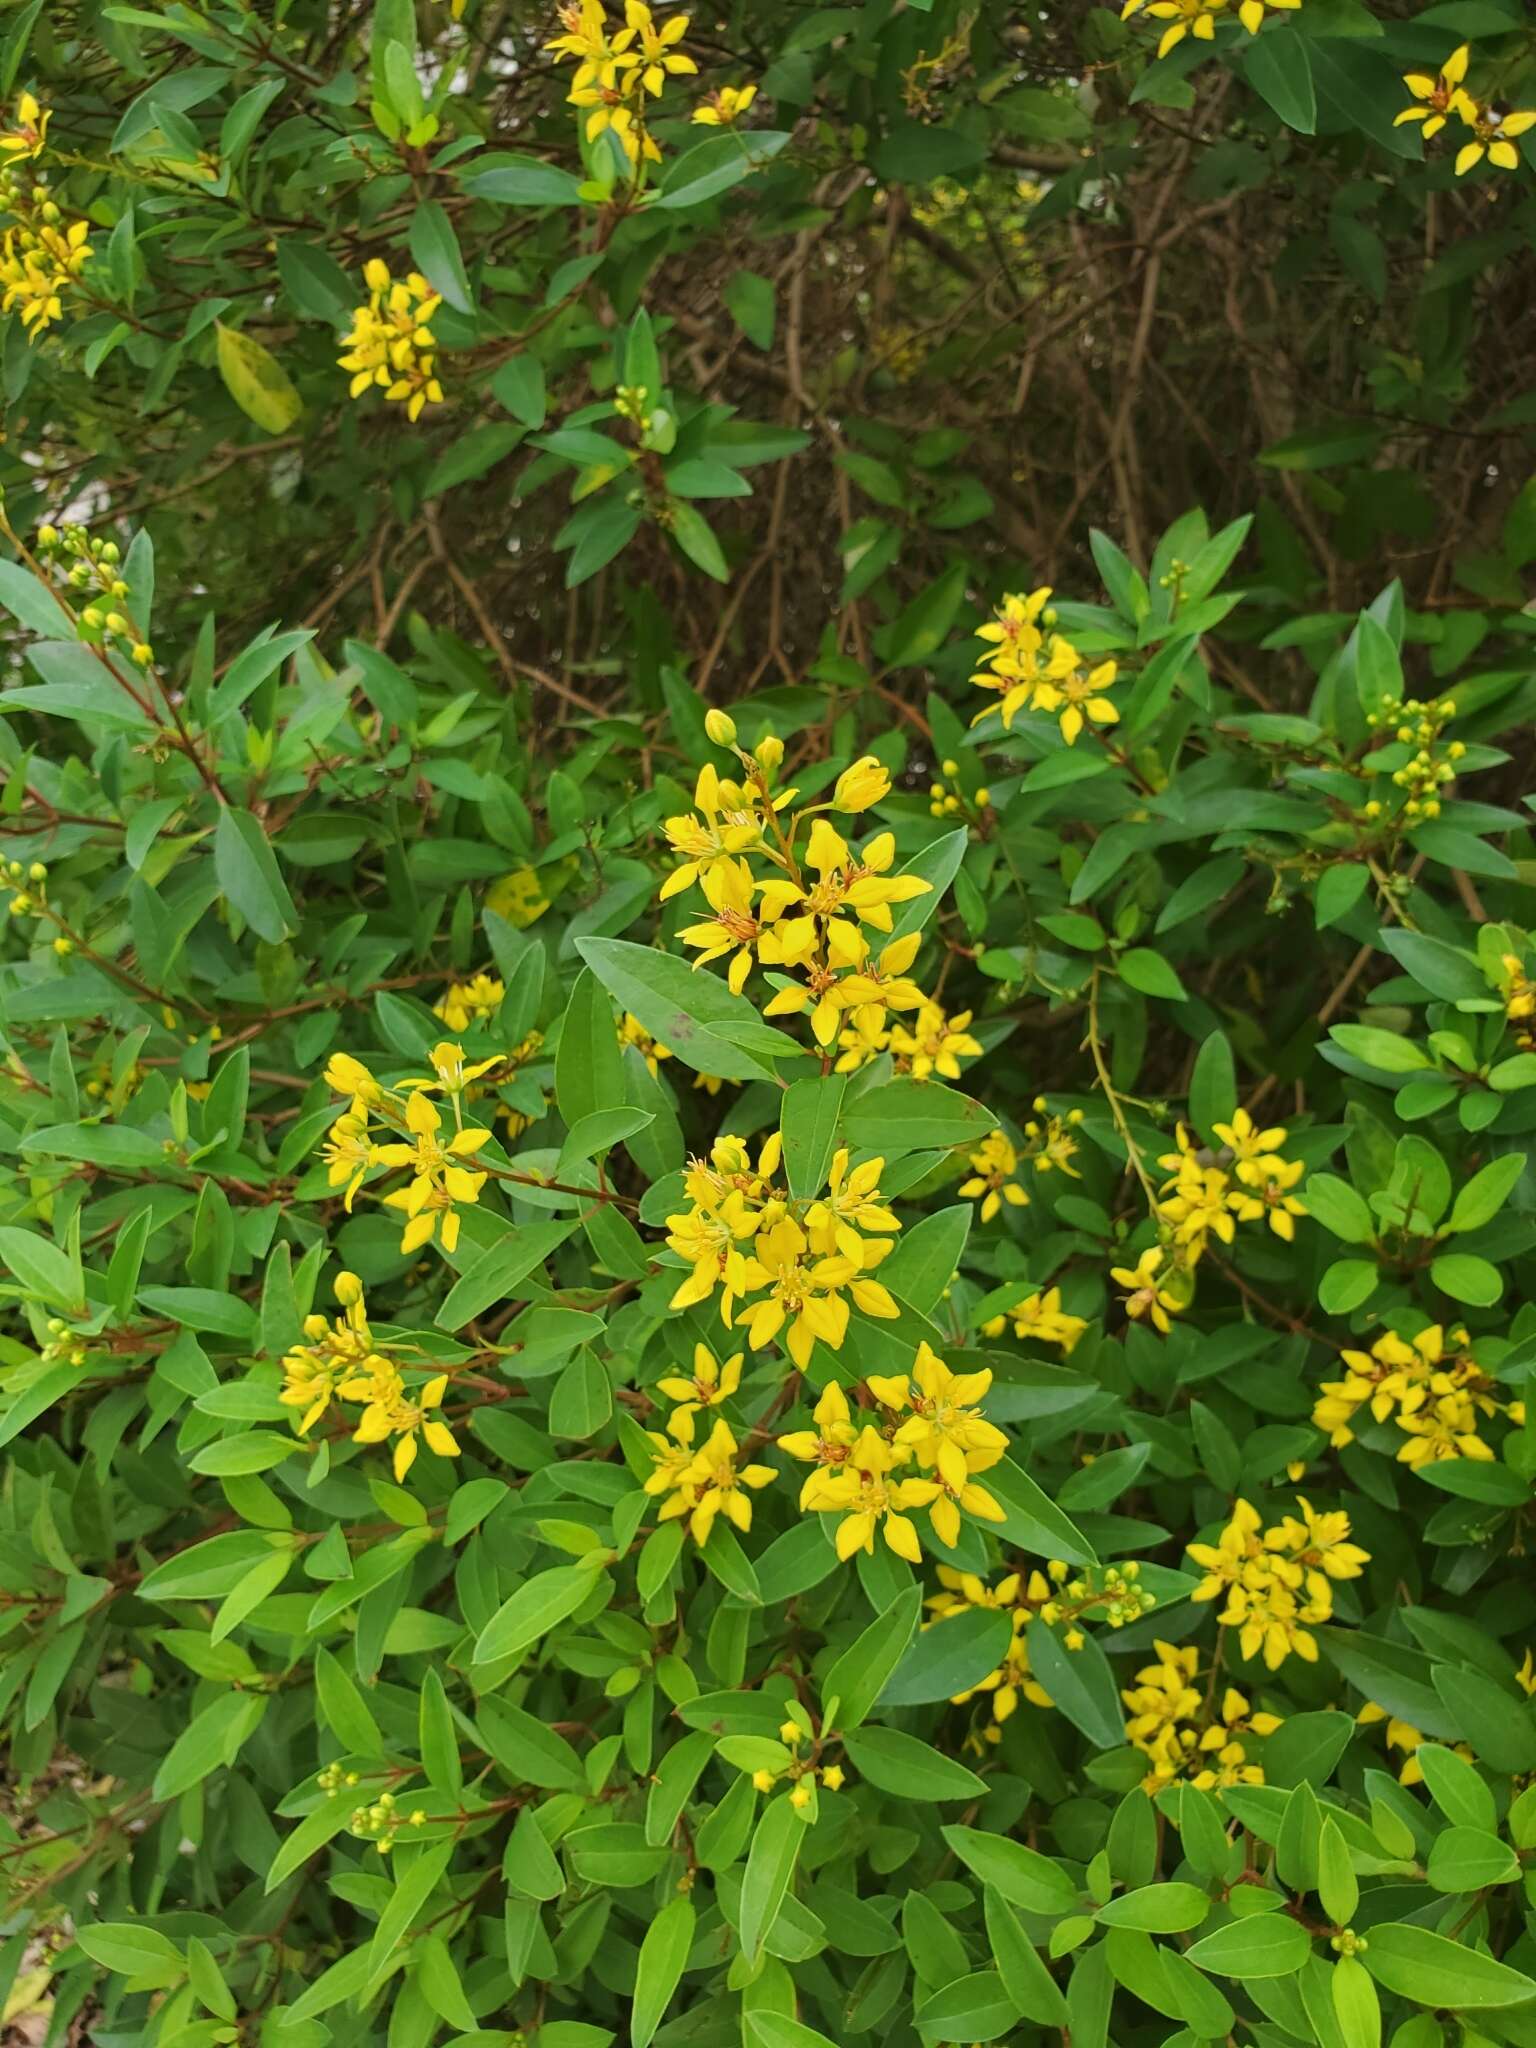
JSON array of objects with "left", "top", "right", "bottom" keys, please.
[{"left": 5, "top": 3, "right": 1536, "bottom": 2047}]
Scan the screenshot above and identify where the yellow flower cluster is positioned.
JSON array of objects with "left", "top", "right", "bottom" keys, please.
[
  {"left": 692, "top": 83, "right": 757, "bottom": 126},
  {"left": 666, "top": 1136, "right": 900, "bottom": 1367},
  {"left": 1396, "top": 46, "right": 1536, "bottom": 175},
  {"left": 961, "top": 1100, "right": 1084, "bottom": 1220},
  {"left": 545, "top": 0, "right": 695, "bottom": 166},
  {"left": 278, "top": 1272, "right": 460, "bottom": 1482},
  {"left": 1120, "top": 0, "right": 1298, "bottom": 60},
  {"left": 338, "top": 261, "right": 445, "bottom": 422},
  {"left": 0, "top": 216, "right": 92, "bottom": 335},
  {"left": 777, "top": 1343, "right": 1009, "bottom": 1559},
  {"left": 1122, "top": 1641, "right": 1283, "bottom": 1793},
  {"left": 747, "top": 1714, "right": 844, "bottom": 1812},
  {"left": 1500, "top": 952, "right": 1534, "bottom": 1051},
  {"left": 1362, "top": 691, "right": 1464, "bottom": 826},
  {"left": 433, "top": 973, "right": 505, "bottom": 1034},
  {"left": 1313, "top": 1324, "right": 1523, "bottom": 1470},
  {"left": 643, "top": 1410, "right": 775, "bottom": 1544},
  {"left": 0, "top": 92, "right": 49, "bottom": 162},
  {"left": 661, "top": 727, "right": 932, "bottom": 1048},
  {"left": 1189, "top": 1497, "right": 1368, "bottom": 1670},
  {"left": 835, "top": 996, "right": 980, "bottom": 1079},
  {"left": 926, "top": 758, "right": 990, "bottom": 822},
  {"left": 321, "top": 1042, "right": 495, "bottom": 1254},
  {"left": 981, "top": 1285, "right": 1088, "bottom": 1354},
  {"left": 970, "top": 587, "right": 1119, "bottom": 745},
  {"left": 1159, "top": 1109, "right": 1307, "bottom": 1251}
]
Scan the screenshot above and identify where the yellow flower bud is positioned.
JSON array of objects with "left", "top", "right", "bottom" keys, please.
[
  {"left": 334, "top": 1271, "right": 364, "bottom": 1307},
  {"left": 37, "top": 523, "right": 58, "bottom": 547},
  {"left": 104, "top": 612, "right": 127, "bottom": 635},
  {"left": 821, "top": 1765, "right": 845, "bottom": 1790},
  {"left": 52, "top": 935, "right": 72, "bottom": 956},
  {"left": 755, "top": 734, "right": 784, "bottom": 772},
  {"left": 975, "top": 787, "right": 991, "bottom": 807},
  {"left": 704, "top": 708, "right": 737, "bottom": 747},
  {"left": 28, "top": 862, "right": 46, "bottom": 882},
  {"left": 778, "top": 1719, "right": 802, "bottom": 1745},
  {"left": 942, "top": 758, "right": 958, "bottom": 776},
  {"left": 788, "top": 1783, "right": 812, "bottom": 1810},
  {"left": 832, "top": 755, "right": 890, "bottom": 813},
  {"left": 131, "top": 643, "right": 154, "bottom": 666},
  {"left": 752, "top": 1769, "right": 776, "bottom": 1793}
]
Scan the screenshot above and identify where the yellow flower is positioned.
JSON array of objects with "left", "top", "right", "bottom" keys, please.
[
  {"left": 1110, "top": 1246, "right": 1185, "bottom": 1335},
  {"left": 959, "top": 1130, "right": 1029, "bottom": 1222},
  {"left": 353, "top": 1371, "right": 460, "bottom": 1483},
  {"left": 1188, "top": 1496, "right": 1362, "bottom": 1671},
  {"left": 1008, "top": 1286, "right": 1088, "bottom": 1353},
  {"left": 735, "top": 1217, "right": 897, "bottom": 1369},
  {"left": 692, "top": 83, "right": 757, "bottom": 125},
  {"left": 1394, "top": 44, "right": 1474, "bottom": 140},
  {"left": 1454, "top": 102, "right": 1536, "bottom": 176},
  {"left": 0, "top": 92, "right": 50, "bottom": 161},
  {"left": 1212, "top": 1107, "right": 1289, "bottom": 1165},
  {"left": 867, "top": 1340, "right": 1008, "bottom": 1489},
  {"left": 805, "top": 1147, "right": 900, "bottom": 1261},
  {"left": 1236, "top": 0, "right": 1298, "bottom": 28},
  {"left": 324, "top": 1051, "right": 382, "bottom": 1109},
  {"left": 322, "top": 1110, "right": 376, "bottom": 1210},
  {"left": 1121, "top": 0, "right": 1229, "bottom": 59},
  {"left": 338, "top": 265, "right": 445, "bottom": 422},
  {"left": 660, "top": 762, "right": 768, "bottom": 900},
  {"left": 403, "top": 1040, "right": 503, "bottom": 1096},
  {"left": 544, "top": 0, "right": 640, "bottom": 92},
  {"left": 0, "top": 217, "right": 92, "bottom": 334},
  {"left": 777, "top": 1380, "right": 859, "bottom": 1505},
  {"left": 1236, "top": 1154, "right": 1307, "bottom": 1240},
  {"left": 1032, "top": 655, "right": 1119, "bottom": 748},
  {"left": 279, "top": 1272, "right": 376, "bottom": 1435},
  {"left": 803, "top": 1425, "right": 939, "bottom": 1562},
  {"left": 434, "top": 974, "right": 505, "bottom": 1034},
  {"left": 831, "top": 755, "right": 891, "bottom": 813},
  {"left": 887, "top": 1000, "right": 981, "bottom": 1081},
  {"left": 624, "top": 0, "right": 696, "bottom": 96},
  {"left": 569, "top": 81, "right": 660, "bottom": 164},
  {"left": 374, "top": 1090, "right": 490, "bottom": 1255},
  {"left": 759, "top": 821, "right": 930, "bottom": 965},
  {"left": 677, "top": 854, "right": 773, "bottom": 992},
  {"left": 656, "top": 1343, "right": 743, "bottom": 1417},
  {"left": 642, "top": 1405, "right": 697, "bottom": 1495},
  {"left": 658, "top": 1416, "right": 776, "bottom": 1544},
  {"left": 829, "top": 932, "right": 927, "bottom": 1040}
]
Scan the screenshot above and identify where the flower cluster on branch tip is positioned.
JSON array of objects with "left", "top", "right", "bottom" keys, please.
[
  {"left": 1396, "top": 45, "right": 1536, "bottom": 176},
  {"left": 1314, "top": 1322, "right": 1525, "bottom": 1470},
  {"left": 279, "top": 1271, "right": 459, "bottom": 1483},
  {"left": 1188, "top": 1496, "right": 1369, "bottom": 1670},
  {"left": 322, "top": 1041, "right": 495, "bottom": 1253}
]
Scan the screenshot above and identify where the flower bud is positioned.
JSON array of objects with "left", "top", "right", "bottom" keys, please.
[
  {"left": 704, "top": 708, "right": 737, "bottom": 747},
  {"left": 832, "top": 755, "right": 890, "bottom": 812}
]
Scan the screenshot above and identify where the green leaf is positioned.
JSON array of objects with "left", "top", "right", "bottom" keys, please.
[
  {"left": 314, "top": 1644, "right": 384, "bottom": 1756},
  {"left": 1303, "top": 1174, "right": 1375, "bottom": 1243},
  {"left": 436, "top": 1219, "right": 582, "bottom": 1331},
  {"left": 841, "top": 1727, "right": 987, "bottom": 1801},
  {"left": 1429, "top": 1253, "right": 1502, "bottom": 1306},
  {"left": 0, "top": 1225, "right": 83, "bottom": 1308},
  {"left": 984, "top": 1886, "right": 1069, "bottom": 2024},
  {"left": 1447, "top": 1152, "right": 1526, "bottom": 1233},
  {"left": 724, "top": 270, "right": 775, "bottom": 349},
  {"left": 1363, "top": 1923, "right": 1536, "bottom": 2008},
  {"left": 1244, "top": 29, "right": 1316, "bottom": 131},
  {"left": 740, "top": 1794, "right": 804, "bottom": 1964},
  {"left": 408, "top": 198, "right": 474, "bottom": 314},
  {"left": 558, "top": 967, "right": 626, "bottom": 1129},
  {"left": 214, "top": 806, "right": 297, "bottom": 943},
  {"left": 1329, "top": 1024, "right": 1429, "bottom": 1073},
  {"left": 780, "top": 1074, "right": 846, "bottom": 1199},
  {"left": 1024, "top": 1619, "right": 1125, "bottom": 1749},
  {"left": 215, "top": 322, "right": 302, "bottom": 435},
  {"left": 653, "top": 130, "right": 790, "bottom": 210},
  {"left": 941, "top": 1825, "right": 1079, "bottom": 1915},
  {"left": 575, "top": 936, "right": 794, "bottom": 1082},
  {"left": 76, "top": 1923, "right": 184, "bottom": 1987},
  {"left": 472, "top": 1563, "right": 601, "bottom": 1667},
  {"left": 1095, "top": 1882, "right": 1210, "bottom": 1933},
  {"left": 986, "top": 1460, "right": 1098, "bottom": 1566},
  {"left": 879, "top": 1604, "right": 1013, "bottom": 1707},
  {"left": 465, "top": 154, "right": 584, "bottom": 205},
  {"left": 1425, "top": 1824, "right": 1519, "bottom": 1891},
  {"left": 631, "top": 1894, "right": 694, "bottom": 2048},
  {"left": 842, "top": 1078, "right": 995, "bottom": 1152},
  {"left": 1118, "top": 947, "right": 1187, "bottom": 1001},
  {"left": 1184, "top": 1912, "right": 1312, "bottom": 1977},
  {"left": 153, "top": 1691, "right": 267, "bottom": 1799},
  {"left": 822, "top": 1585, "right": 921, "bottom": 1731}
]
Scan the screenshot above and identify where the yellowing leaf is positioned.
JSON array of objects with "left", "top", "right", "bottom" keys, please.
[
  {"left": 487, "top": 865, "right": 558, "bottom": 929},
  {"left": 215, "top": 321, "right": 302, "bottom": 435}
]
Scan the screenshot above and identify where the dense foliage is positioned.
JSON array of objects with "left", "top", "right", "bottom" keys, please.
[{"left": 3, "top": 3, "right": 1536, "bottom": 2048}]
